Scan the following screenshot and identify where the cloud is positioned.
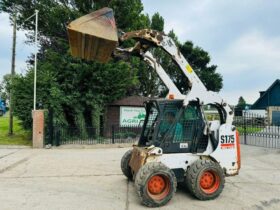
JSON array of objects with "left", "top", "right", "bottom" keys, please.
[
  {"left": 217, "top": 31, "right": 280, "bottom": 75},
  {"left": 142, "top": 0, "right": 280, "bottom": 105},
  {"left": 215, "top": 31, "right": 280, "bottom": 104},
  {"left": 0, "top": 13, "right": 34, "bottom": 80},
  {"left": 220, "top": 89, "right": 260, "bottom": 106},
  {"left": 1, "top": 2, "right": 279, "bottom": 106}
]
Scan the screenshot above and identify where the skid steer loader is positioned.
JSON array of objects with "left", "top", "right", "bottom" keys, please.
[{"left": 67, "top": 7, "right": 241, "bottom": 207}]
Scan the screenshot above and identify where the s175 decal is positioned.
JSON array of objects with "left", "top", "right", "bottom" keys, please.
[{"left": 220, "top": 135, "right": 235, "bottom": 149}]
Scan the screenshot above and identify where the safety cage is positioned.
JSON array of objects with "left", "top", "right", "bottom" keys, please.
[{"left": 138, "top": 100, "right": 212, "bottom": 153}]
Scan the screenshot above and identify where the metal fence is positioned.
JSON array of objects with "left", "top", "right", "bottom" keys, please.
[
  {"left": 234, "top": 112, "right": 280, "bottom": 149},
  {"left": 47, "top": 124, "right": 142, "bottom": 146},
  {"left": 46, "top": 112, "right": 280, "bottom": 148}
]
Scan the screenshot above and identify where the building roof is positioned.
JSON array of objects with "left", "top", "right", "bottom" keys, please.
[
  {"left": 251, "top": 79, "right": 280, "bottom": 109},
  {"left": 109, "top": 96, "right": 150, "bottom": 106}
]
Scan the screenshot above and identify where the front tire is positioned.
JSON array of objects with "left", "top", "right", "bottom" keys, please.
[
  {"left": 186, "top": 159, "right": 225, "bottom": 200},
  {"left": 135, "top": 162, "right": 177, "bottom": 207},
  {"left": 121, "top": 149, "right": 133, "bottom": 180}
]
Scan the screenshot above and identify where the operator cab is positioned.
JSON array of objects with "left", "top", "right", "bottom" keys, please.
[{"left": 138, "top": 99, "right": 210, "bottom": 153}]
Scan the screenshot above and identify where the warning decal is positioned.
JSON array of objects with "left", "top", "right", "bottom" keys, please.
[{"left": 186, "top": 64, "right": 193, "bottom": 73}]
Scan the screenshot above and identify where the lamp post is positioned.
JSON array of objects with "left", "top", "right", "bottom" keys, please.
[
  {"left": 24, "top": 10, "right": 44, "bottom": 148},
  {"left": 22, "top": 10, "right": 39, "bottom": 110},
  {"left": 34, "top": 10, "right": 38, "bottom": 110}
]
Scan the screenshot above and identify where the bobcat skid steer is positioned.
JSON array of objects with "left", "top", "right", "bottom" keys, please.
[{"left": 67, "top": 7, "right": 241, "bottom": 207}]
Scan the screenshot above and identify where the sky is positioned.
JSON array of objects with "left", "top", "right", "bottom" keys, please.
[
  {"left": 1, "top": 0, "right": 280, "bottom": 105},
  {"left": 142, "top": 0, "right": 280, "bottom": 104},
  {"left": 0, "top": 13, "right": 34, "bottom": 77}
]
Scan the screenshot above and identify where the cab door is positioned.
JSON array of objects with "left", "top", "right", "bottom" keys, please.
[{"left": 159, "top": 103, "right": 204, "bottom": 153}]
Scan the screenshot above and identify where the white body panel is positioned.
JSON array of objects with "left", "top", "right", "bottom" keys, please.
[
  {"left": 141, "top": 36, "right": 240, "bottom": 176},
  {"left": 145, "top": 124, "right": 240, "bottom": 176},
  {"left": 146, "top": 135, "right": 239, "bottom": 176},
  {"left": 146, "top": 153, "right": 200, "bottom": 170},
  {"left": 120, "top": 30, "right": 240, "bottom": 177},
  {"left": 210, "top": 124, "right": 239, "bottom": 175},
  {"left": 209, "top": 120, "right": 221, "bottom": 139}
]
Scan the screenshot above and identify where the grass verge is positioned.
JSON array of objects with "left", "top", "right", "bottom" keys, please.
[
  {"left": 0, "top": 112, "right": 32, "bottom": 146},
  {"left": 236, "top": 126, "right": 263, "bottom": 134}
]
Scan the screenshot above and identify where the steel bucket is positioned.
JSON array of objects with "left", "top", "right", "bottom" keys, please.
[{"left": 67, "top": 7, "right": 118, "bottom": 63}]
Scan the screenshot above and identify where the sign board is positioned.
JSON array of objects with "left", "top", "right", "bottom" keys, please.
[{"left": 120, "top": 106, "right": 146, "bottom": 127}]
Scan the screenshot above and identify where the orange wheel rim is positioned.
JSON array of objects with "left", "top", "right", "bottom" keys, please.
[
  {"left": 147, "top": 174, "right": 170, "bottom": 200},
  {"left": 200, "top": 170, "right": 220, "bottom": 194}
]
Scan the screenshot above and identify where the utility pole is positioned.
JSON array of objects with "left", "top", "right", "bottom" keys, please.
[
  {"left": 33, "top": 10, "right": 38, "bottom": 110},
  {"left": 9, "top": 13, "right": 17, "bottom": 135}
]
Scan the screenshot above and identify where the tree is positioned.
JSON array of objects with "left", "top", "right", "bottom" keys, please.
[
  {"left": 151, "top": 12, "right": 164, "bottom": 31},
  {"left": 134, "top": 12, "right": 165, "bottom": 97},
  {"left": 109, "top": 0, "right": 149, "bottom": 31},
  {"left": 0, "top": 0, "right": 143, "bottom": 129},
  {"left": 0, "top": 0, "right": 223, "bottom": 130},
  {"left": 0, "top": 74, "right": 11, "bottom": 104},
  {"left": 151, "top": 37, "right": 223, "bottom": 96},
  {"left": 168, "top": 29, "right": 179, "bottom": 45},
  {"left": 0, "top": 83, "right": 3, "bottom": 100},
  {"left": 236, "top": 96, "right": 246, "bottom": 109},
  {"left": 179, "top": 41, "right": 223, "bottom": 92}
]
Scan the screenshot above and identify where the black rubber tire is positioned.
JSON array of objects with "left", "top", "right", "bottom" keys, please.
[
  {"left": 186, "top": 159, "right": 225, "bottom": 200},
  {"left": 135, "top": 162, "right": 177, "bottom": 207},
  {"left": 121, "top": 149, "right": 133, "bottom": 180}
]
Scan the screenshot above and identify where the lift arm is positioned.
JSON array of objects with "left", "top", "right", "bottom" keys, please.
[
  {"left": 67, "top": 9, "right": 233, "bottom": 124},
  {"left": 118, "top": 29, "right": 233, "bottom": 124},
  {"left": 120, "top": 29, "right": 207, "bottom": 95}
]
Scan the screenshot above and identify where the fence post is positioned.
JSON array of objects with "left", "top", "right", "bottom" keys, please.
[
  {"left": 243, "top": 112, "right": 247, "bottom": 145},
  {"left": 55, "top": 128, "right": 61, "bottom": 146},
  {"left": 48, "top": 108, "right": 54, "bottom": 145},
  {"left": 112, "top": 125, "right": 115, "bottom": 144}
]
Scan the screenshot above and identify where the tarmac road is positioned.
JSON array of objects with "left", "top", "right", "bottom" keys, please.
[{"left": 0, "top": 145, "right": 279, "bottom": 210}]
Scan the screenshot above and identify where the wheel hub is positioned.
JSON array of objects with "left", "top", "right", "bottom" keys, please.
[
  {"left": 199, "top": 170, "right": 220, "bottom": 194},
  {"left": 148, "top": 175, "right": 166, "bottom": 194}
]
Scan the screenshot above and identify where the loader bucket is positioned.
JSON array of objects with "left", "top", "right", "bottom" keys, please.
[{"left": 67, "top": 7, "right": 118, "bottom": 63}]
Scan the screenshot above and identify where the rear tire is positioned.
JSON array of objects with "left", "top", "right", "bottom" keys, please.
[
  {"left": 121, "top": 149, "right": 133, "bottom": 180},
  {"left": 186, "top": 159, "right": 225, "bottom": 200},
  {"left": 135, "top": 162, "right": 177, "bottom": 207}
]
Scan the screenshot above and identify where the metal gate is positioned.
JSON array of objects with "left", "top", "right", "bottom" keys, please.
[
  {"left": 47, "top": 124, "right": 142, "bottom": 146},
  {"left": 45, "top": 111, "right": 280, "bottom": 148},
  {"left": 234, "top": 113, "right": 280, "bottom": 149}
]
